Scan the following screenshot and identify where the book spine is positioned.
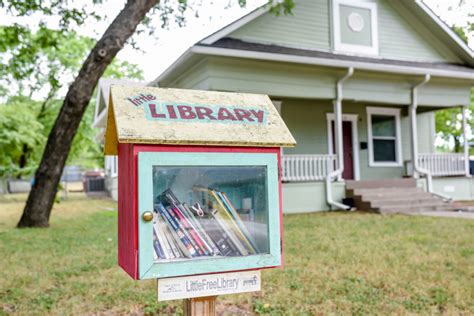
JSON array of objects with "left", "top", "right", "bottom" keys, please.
[
  {"left": 159, "top": 212, "right": 191, "bottom": 258},
  {"left": 173, "top": 205, "right": 210, "bottom": 256},
  {"left": 161, "top": 190, "right": 207, "bottom": 256},
  {"left": 153, "top": 230, "right": 166, "bottom": 259},
  {"left": 160, "top": 220, "right": 180, "bottom": 258},
  {"left": 153, "top": 219, "right": 172, "bottom": 259},
  {"left": 155, "top": 203, "right": 197, "bottom": 257},
  {"left": 168, "top": 206, "right": 204, "bottom": 256},
  {"left": 163, "top": 225, "right": 182, "bottom": 258}
]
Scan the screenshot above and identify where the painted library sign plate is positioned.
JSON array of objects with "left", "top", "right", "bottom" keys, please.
[
  {"left": 157, "top": 270, "right": 261, "bottom": 301},
  {"left": 127, "top": 93, "right": 267, "bottom": 124},
  {"left": 104, "top": 86, "right": 296, "bottom": 155}
]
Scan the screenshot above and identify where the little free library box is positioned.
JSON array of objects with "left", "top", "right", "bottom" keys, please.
[{"left": 104, "top": 86, "right": 296, "bottom": 280}]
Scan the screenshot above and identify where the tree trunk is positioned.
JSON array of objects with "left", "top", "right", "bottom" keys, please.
[{"left": 18, "top": 0, "right": 159, "bottom": 228}]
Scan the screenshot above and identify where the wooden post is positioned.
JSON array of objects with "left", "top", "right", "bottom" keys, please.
[{"left": 183, "top": 296, "right": 217, "bottom": 316}]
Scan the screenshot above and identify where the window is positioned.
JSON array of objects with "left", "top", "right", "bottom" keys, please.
[
  {"left": 367, "top": 107, "right": 402, "bottom": 167},
  {"left": 152, "top": 165, "right": 269, "bottom": 261},
  {"left": 332, "top": 0, "right": 378, "bottom": 56}
]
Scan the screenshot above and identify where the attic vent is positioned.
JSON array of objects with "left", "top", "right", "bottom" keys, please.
[
  {"left": 348, "top": 12, "right": 364, "bottom": 32},
  {"left": 332, "top": 0, "right": 379, "bottom": 56}
]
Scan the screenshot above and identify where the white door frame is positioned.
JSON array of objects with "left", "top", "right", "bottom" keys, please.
[{"left": 326, "top": 113, "right": 360, "bottom": 181}]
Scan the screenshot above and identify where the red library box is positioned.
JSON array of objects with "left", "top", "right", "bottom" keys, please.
[{"left": 104, "top": 86, "right": 295, "bottom": 280}]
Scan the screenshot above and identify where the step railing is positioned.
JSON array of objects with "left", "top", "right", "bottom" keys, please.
[
  {"left": 418, "top": 153, "right": 467, "bottom": 177},
  {"left": 282, "top": 154, "right": 336, "bottom": 182}
]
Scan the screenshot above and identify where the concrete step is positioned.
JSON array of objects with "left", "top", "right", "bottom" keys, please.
[
  {"left": 377, "top": 200, "right": 448, "bottom": 210},
  {"left": 346, "top": 178, "right": 416, "bottom": 190},
  {"left": 370, "top": 197, "right": 442, "bottom": 208},
  {"left": 345, "top": 179, "right": 457, "bottom": 214},
  {"left": 350, "top": 187, "right": 427, "bottom": 198},
  {"left": 377, "top": 204, "right": 461, "bottom": 214}
]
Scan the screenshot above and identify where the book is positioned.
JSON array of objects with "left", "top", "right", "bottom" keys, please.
[
  {"left": 208, "top": 189, "right": 252, "bottom": 255},
  {"left": 164, "top": 189, "right": 217, "bottom": 256},
  {"left": 153, "top": 217, "right": 173, "bottom": 259},
  {"left": 162, "top": 223, "right": 182, "bottom": 258},
  {"left": 153, "top": 230, "right": 165, "bottom": 259},
  {"left": 183, "top": 202, "right": 221, "bottom": 256},
  {"left": 167, "top": 206, "right": 205, "bottom": 256},
  {"left": 171, "top": 204, "right": 210, "bottom": 256},
  {"left": 159, "top": 212, "right": 192, "bottom": 258},
  {"left": 155, "top": 202, "right": 198, "bottom": 257},
  {"left": 218, "top": 191, "right": 259, "bottom": 254},
  {"left": 160, "top": 190, "right": 207, "bottom": 256},
  {"left": 195, "top": 214, "right": 241, "bottom": 256},
  {"left": 153, "top": 187, "right": 260, "bottom": 260}
]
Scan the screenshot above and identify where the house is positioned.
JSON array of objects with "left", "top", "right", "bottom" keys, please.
[{"left": 94, "top": 0, "right": 474, "bottom": 212}]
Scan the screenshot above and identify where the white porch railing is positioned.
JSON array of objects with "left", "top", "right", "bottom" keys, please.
[
  {"left": 282, "top": 154, "right": 336, "bottom": 182},
  {"left": 418, "top": 153, "right": 467, "bottom": 177}
]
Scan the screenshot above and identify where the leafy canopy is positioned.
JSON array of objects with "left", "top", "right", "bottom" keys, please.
[{"left": 0, "top": 26, "right": 144, "bottom": 178}]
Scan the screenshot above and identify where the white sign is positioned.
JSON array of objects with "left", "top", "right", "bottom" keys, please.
[{"left": 157, "top": 270, "right": 261, "bottom": 301}]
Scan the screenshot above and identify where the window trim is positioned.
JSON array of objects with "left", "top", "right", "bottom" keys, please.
[
  {"left": 367, "top": 107, "right": 402, "bottom": 167},
  {"left": 332, "top": 0, "right": 379, "bottom": 56}
]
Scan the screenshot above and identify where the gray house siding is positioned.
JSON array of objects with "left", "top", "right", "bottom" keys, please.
[{"left": 228, "top": 0, "right": 462, "bottom": 63}]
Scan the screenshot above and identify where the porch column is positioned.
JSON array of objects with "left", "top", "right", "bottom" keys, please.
[{"left": 462, "top": 106, "right": 470, "bottom": 177}]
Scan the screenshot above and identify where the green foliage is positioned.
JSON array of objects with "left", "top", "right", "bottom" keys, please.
[
  {"left": 452, "top": 25, "right": 468, "bottom": 43},
  {"left": 0, "top": 26, "right": 144, "bottom": 178},
  {"left": 0, "top": 101, "right": 44, "bottom": 178},
  {"left": 435, "top": 93, "right": 473, "bottom": 153}
]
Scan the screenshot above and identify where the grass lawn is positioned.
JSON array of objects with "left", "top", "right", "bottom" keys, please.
[{"left": 1, "top": 194, "right": 473, "bottom": 315}]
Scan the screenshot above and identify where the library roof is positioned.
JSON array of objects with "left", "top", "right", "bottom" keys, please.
[{"left": 104, "top": 86, "right": 296, "bottom": 154}]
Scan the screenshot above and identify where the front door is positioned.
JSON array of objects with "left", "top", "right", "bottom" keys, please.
[{"left": 331, "top": 121, "right": 354, "bottom": 180}]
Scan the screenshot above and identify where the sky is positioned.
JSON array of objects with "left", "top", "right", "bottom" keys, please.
[{"left": 1, "top": 0, "right": 473, "bottom": 83}]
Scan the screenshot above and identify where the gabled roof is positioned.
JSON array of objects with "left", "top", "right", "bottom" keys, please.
[
  {"left": 199, "top": 0, "right": 473, "bottom": 65},
  {"left": 152, "top": 0, "right": 473, "bottom": 86},
  {"left": 104, "top": 85, "right": 296, "bottom": 155}
]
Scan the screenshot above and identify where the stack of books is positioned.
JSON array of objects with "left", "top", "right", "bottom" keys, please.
[{"left": 153, "top": 187, "right": 259, "bottom": 260}]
